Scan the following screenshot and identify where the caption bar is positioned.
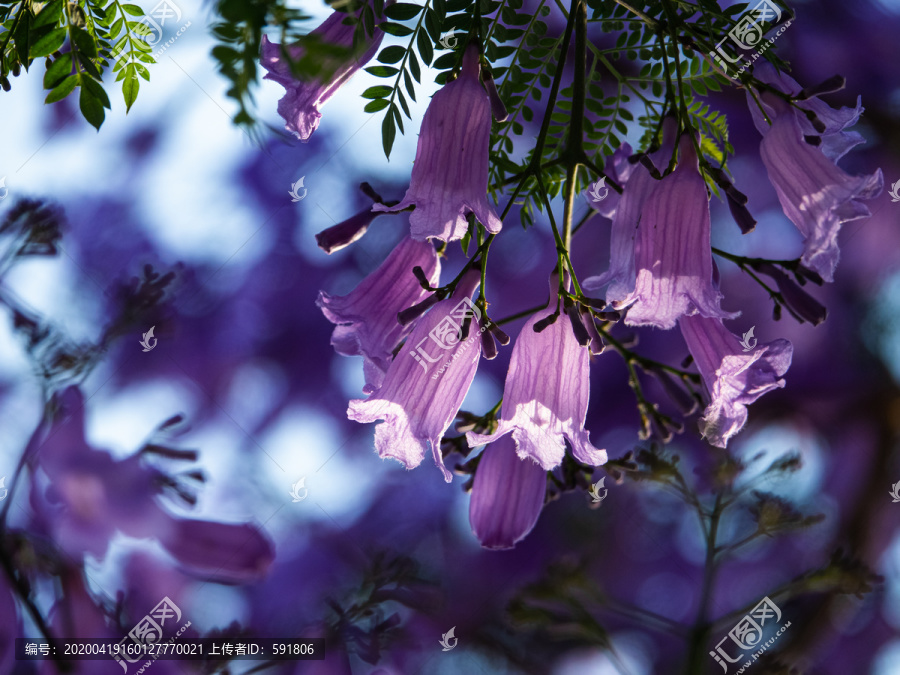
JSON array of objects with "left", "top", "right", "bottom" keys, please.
[{"left": 16, "top": 639, "right": 324, "bottom": 660}]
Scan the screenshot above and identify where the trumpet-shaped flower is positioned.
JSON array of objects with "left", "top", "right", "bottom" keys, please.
[
  {"left": 317, "top": 236, "right": 440, "bottom": 393},
  {"left": 469, "top": 434, "right": 546, "bottom": 550},
  {"left": 679, "top": 315, "right": 793, "bottom": 447},
  {"left": 467, "top": 278, "right": 606, "bottom": 470},
  {"left": 583, "top": 117, "right": 677, "bottom": 306},
  {"left": 751, "top": 90, "right": 882, "bottom": 282},
  {"left": 348, "top": 270, "right": 484, "bottom": 482},
  {"left": 617, "top": 136, "right": 739, "bottom": 329},
  {"left": 261, "top": 4, "right": 384, "bottom": 141},
  {"left": 372, "top": 46, "right": 502, "bottom": 241}
]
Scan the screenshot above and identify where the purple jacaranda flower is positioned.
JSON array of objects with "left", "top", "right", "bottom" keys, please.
[
  {"left": 616, "top": 135, "right": 739, "bottom": 329},
  {"left": 679, "top": 315, "right": 793, "bottom": 447},
  {"left": 260, "top": 4, "right": 385, "bottom": 141},
  {"left": 372, "top": 46, "right": 503, "bottom": 241},
  {"left": 748, "top": 63, "right": 865, "bottom": 163},
  {"left": 747, "top": 66, "right": 883, "bottom": 282},
  {"left": 32, "top": 387, "right": 274, "bottom": 583},
  {"left": 583, "top": 118, "right": 677, "bottom": 306},
  {"left": 755, "top": 95, "right": 882, "bottom": 283},
  {"left": 469, "top": 434, "right": 546, "bottom": 549},
  {"left": 467, "top": 277, "right": 607, "bottom": 471},
  {"left": 348, "top": 269, "right": 483, "bottom": 482},
  {"left": 317, "top": 236, "right": 440, "bottom": 393},
  {"left": 583, "top": 141, "right": 634, "bottom": 219}
]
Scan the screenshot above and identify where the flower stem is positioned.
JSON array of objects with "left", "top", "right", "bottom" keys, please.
[{"left": 682, "top": 492, "right": 723, "bottom": 674}]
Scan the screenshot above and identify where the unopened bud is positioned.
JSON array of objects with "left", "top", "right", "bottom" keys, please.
[
  {"left": 796, "top": 75, "right": 845, "bottom": 100},
  {"left": 398, "top": 293, "right": 440, "bottom": 326},
  {"left": 533, "top": 312, "right": 559, "bottom": 333}
]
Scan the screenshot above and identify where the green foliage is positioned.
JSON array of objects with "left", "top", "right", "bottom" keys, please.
[
  {"left": 5, "top": 0, "right": 797, "bottom": 197},
  {"left": 363, "top": 0, "right": 443, "bottom": 158},
  {"left": 0, "top": 0, "right": 168, "bottom": 127},
  {"left": 210, "top": 0, "right": 307, "bottom": 131}
]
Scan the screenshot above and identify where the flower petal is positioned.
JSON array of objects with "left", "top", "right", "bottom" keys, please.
[
  {"left": 680, "top": 315, "right": 792, "bottom": 447},
  {"left": 372, "top": 46, "right": 501, "bottom": 241},
  {"left": 161, "top": 518, "right": 275, "bottom": 583},
  {"left": 469, "top": 435, "right": 546, "bottom": 550},
  {"left": 582, "top": 141, "right": 635, "bottom": 220},
  {"left": 759, "top": 102, "right": 883, "bottom": 282},
  {"left": 467, "top": 280, "right": 606, "bottom": 470},
  {"left": 619, "top": 136, "right": 739, "bottom": 328},
  {"left": 748, "top": 62, "right": 865, "bottom": 161},
  {"left": 260, "top": 5, "right": 384, "bottom": 142},
  {"left": 348, "top": 270, "right": 483, "bottom": 481},
  {"left": 317, "top": 236, "right": 440, "bottom": 391},
  {"left": 583, "top": 119, "right": 677, "bottom": 305}
]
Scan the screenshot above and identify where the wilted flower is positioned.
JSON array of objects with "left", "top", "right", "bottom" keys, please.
[
  {"left": 747, "top": 65, "right": 883, "bottom": 281},
  {"left": 679, "top": 315, "right": 793, "bottom": 447},
  {"left": 348, "top": 270, "right": 483, "bottom": 482},
  {"left": 469, "top": 434, "right": 546, "bottom": 550},
  {"left": 617, "top": 135, "right": 739, "bottom": 329},
  {"left": 261, "top": 3, "right": 384, "bottom": 141},
  {"left": 317, "top": 236, "right": 440, "bottom": 393},
  {"left": 467, "top": 277, "right": 607, "bottom": 471},
  {"left": 372, "top": 46, "right": 503, "bottom": 241}
]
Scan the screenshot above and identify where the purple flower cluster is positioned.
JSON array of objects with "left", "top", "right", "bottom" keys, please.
[{"left": 265, "top": 11, "right": 880, "bottom": 551}]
